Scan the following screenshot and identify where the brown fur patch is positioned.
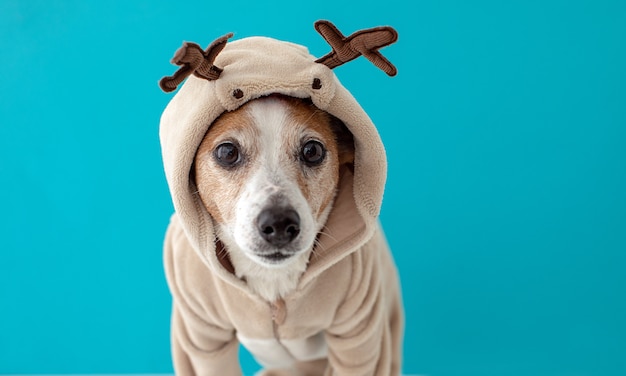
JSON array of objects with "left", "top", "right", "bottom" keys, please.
[
  {"left": 194, "top": 106, "right": 258, "bottom": 224},
  {"left": 282, "top": 97, "right": 342, "bottom": 219}
]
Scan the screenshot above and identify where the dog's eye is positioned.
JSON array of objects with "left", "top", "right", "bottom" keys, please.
[
  {"left": 214, "top": 142, "right": 241, "bottom": 167},
  {"left": 300, "top": 140, "right": 326, "bottom": 166}
]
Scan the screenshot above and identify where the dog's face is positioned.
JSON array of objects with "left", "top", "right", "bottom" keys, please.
[{"left": 194, "top": 95, "right": 353, "bottom": 268}]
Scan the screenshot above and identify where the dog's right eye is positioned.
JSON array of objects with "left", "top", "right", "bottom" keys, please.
[{"left": 214, "top": 142, "right": 241, "bottom": 167}]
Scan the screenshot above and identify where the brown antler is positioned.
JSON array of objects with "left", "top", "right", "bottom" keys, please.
[
  {"left": 314, "top": 20, "right": 398, "bottom": 76},
  {"left": 159, "top": 33, "right": 234, "bottom": 92}
]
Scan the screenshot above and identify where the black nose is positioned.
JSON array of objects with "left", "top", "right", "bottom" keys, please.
[{"left": 257, "top": 207, "right": 301, "bottom": 247}]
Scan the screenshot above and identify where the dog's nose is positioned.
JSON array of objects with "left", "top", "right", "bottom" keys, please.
[{"left": 257, "top": 207, "right": 301, "bottom": 247}]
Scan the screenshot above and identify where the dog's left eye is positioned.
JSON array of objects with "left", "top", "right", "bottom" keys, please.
[
  {"left": 214, "top": 142, "right": 241, "bottom": 167},
  {"left": 300, "top": 140, "right": 326, "bottom": 166}
]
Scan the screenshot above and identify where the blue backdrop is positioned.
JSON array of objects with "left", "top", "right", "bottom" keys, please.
[{"left": 1, "top": 1, "right": 625, "bottom": 375}]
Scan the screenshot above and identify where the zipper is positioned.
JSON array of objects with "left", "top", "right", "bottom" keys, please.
[{"left": 269, "top": 298, "right": 296, "bottom": 360}]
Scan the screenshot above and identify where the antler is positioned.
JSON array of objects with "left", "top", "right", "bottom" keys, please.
[
  {"left": 314, "top": 20, "right": 398, "bottom": 76},
  {"left": 159, "top": 33, "right": 234, "bottom": 92}
]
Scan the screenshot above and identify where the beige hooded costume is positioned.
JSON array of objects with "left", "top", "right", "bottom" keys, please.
[{"left": 159, "top": 21, "right": 404, "bottom": 375}]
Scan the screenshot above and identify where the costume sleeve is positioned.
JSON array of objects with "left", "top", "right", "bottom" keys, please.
[
  {"left": 170, "top": 299, "right": 242, "bottom": 375},
  {"left": 164, "top": 219, "right": 243, "bottom": 376},
  {"left": 323, "top": 238, "right": 399, "bottom": 376}
]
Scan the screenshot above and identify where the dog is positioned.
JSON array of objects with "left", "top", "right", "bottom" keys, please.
[
  {"left": 193, "top": 95, "right": 354, "bottom": 303},
  {"left": 159, "top": 22, "right": 403, "bottom": 375}
]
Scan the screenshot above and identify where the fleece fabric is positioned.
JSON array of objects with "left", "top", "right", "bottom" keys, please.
[{"left": 160, "top": 34, "right": 403, "bottom": 375}]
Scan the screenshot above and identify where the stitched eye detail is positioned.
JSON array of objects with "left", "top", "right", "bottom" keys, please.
[
  {"left": 214, "top": 142, "right": 241, "bottom": 167},
  {"left": 312, "top": 78, "right": 322, "bottom": 90},
  {"left": 300, "top": 140, "right": 326, "bottom": 166}
]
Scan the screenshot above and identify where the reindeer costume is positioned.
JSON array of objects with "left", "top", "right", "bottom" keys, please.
[{"left": 159, "top": 21, "right": 403, "bottom": 375}]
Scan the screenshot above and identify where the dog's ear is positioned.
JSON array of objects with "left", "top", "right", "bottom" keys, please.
[{"left": 329, "top": 116, "right": 355, "bottom": 172}]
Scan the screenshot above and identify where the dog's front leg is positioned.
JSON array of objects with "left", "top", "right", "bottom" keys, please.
[
  {"left": 322, "top": 242, "right": 402, "bottom": 375},
  {"left": 171, "top": 299, "right": 242, "bottom": 375},
  {"left": 164, "top": 221, "right": 243, "bottom": 376}
]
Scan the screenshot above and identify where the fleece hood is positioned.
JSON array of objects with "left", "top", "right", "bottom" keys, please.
[{"left": 159, "top": 20, "right": 397, "bottom": 288}]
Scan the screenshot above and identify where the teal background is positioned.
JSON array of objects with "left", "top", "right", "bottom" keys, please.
[{"left": 1, "top": 0, "right": 625, "bottom": 375}]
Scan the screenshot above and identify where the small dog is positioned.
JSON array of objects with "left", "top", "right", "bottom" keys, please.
[
  {"left": 159, "top": 22, "right": 403, "bottom": 375},
  {"left": 193, "top": 95, "right": 354, "bottom": 302}
]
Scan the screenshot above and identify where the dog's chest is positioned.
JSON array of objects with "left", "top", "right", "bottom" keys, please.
[{"left": 237, "top": 328, "right": 327, "bottom": 368}]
